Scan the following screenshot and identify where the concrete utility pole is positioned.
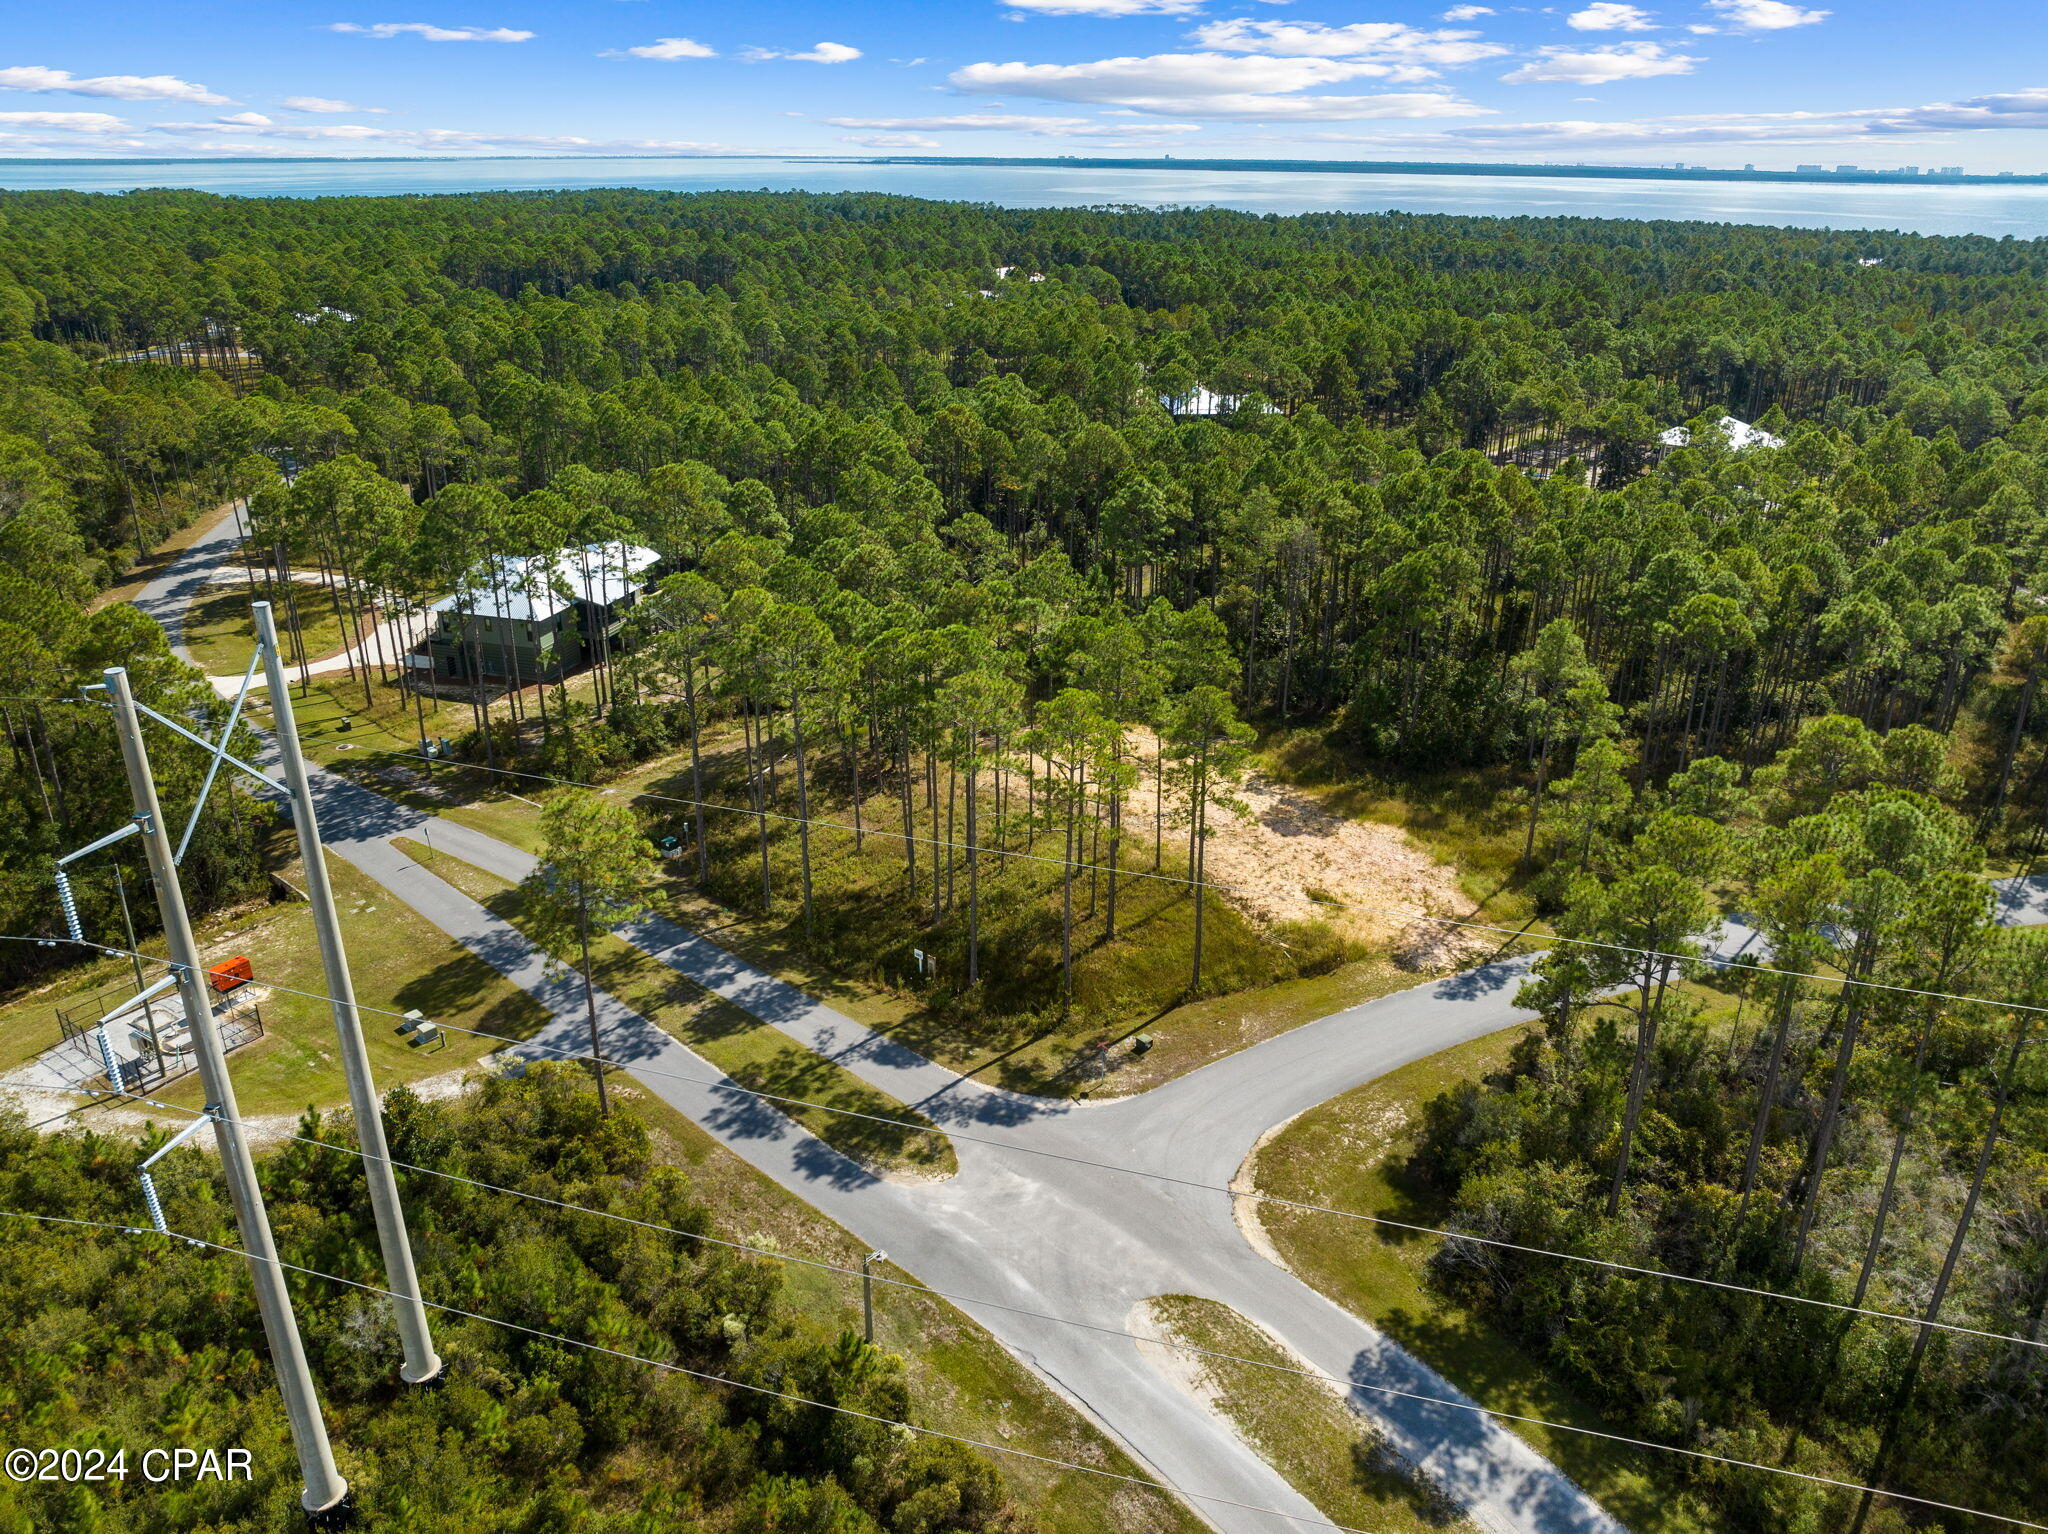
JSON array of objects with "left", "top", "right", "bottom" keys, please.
[
  {"left": 254, "top": 602, "right": 443, "bottom": 1385},
  {"left": 103, "top": 666, "right": 349, "bottom": 1518},
  {"left": 862, "top": 1249, "right": 887, "bottom": 1346}
]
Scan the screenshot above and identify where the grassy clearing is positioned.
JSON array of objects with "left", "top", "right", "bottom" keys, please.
[
  {"left": 245, "top": 669, "right": 474, "bottom": 759},
  {"left": 241, "top": 650, "right": 628, "bottom": 777},
  {"left": 625, "top": 742, "right": 1393, "bottom": 1098},
  {"left": 0, "top": 853, "right": 548, "bottom": 1120},
  {"left": 239, "top": 708, "right": 1512, "bottom": 1106},
  {"left": 619, "top": 1087, "right": 1205, "bottom": 1534},
  {"left": 378, "top": 732, "right": 1464, "bottom": 1099},
  {"left": 183, "top": 578, "right": 359, "bottom": 677},
  {"left": 1143, "top": 1295, "right": 1473, "bottom": 1533},
  {"left": 1246, "top": 1027, "right": 1718, "bottom": 1534},
  {"left": 244, "top": 701, "right": 1504, "bottom": 1103},
  {"left": 651, "top": 853, "right": 1519, "bottom": 1100},
  {"left": 392, "top": 837, "right": 956, "bottom": 1179}
]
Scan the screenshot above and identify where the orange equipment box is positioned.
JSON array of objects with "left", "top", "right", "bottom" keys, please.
[{"left": 207, "top": 956, "right": 253, "bottom": 992}]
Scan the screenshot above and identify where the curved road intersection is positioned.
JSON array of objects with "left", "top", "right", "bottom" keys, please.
[{"left": 138, "top": 510, "right": 1620, "bottom": 1534}]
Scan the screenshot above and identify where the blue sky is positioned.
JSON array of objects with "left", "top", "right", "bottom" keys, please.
[{"left": 4, "top": 1, "right": 2045, "bottom": 170}]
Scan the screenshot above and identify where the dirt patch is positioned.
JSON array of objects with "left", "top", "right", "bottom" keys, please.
[
  {"left": 10, "top": 1059, "right": 487, "bottom": 1145},
  {"left": 1126, "top": 732, "right": 1486, "bottom": 971},
  {"left": 1229, "top": 1114, "right": 1306, "bottom": 1278},
  {"left": 1128, "top": 1298, "right": 1229, "bottom": 1416}
]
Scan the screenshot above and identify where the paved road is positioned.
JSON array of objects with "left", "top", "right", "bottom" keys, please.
[
  {"left": 1993, "top": 875, "right": 2048, "bottom": 926},
  {"left": 137, "top": 502, "right": 428, "bottom": 698},
  {"left": 135, "top": 515, "right": 1620, "bottom": 1534},
  {"left": 133, "top": 499, "right": 247, "bottom": 664}
]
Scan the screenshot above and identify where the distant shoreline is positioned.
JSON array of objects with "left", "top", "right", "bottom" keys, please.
[
  {"left": 859, "top": 155, "right": 2047, "bottom": 189},
  {"left": 0, "top": 153, "right": 2041, "bottom": 190}
]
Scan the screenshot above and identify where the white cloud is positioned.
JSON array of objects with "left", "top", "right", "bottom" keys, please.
[
  {"left": 218, "top": 111, "right": 274, "bottom": 126},
  {"left": 160, "top": 119, "right": 390, "bottom": 140},
  {"left": 328, "top": 23, "right": 534, "bottom": 42},
  {"left": 0, "top": 109, "right": 129, "bottom": 133},
  {"left": 279, "top": 94, "right": 385, "bottom": 113},
  {"left": 608, "top": 37, "right": 716, "bottom": 60},
  {"left": 827, "top": 111, "right": 1201, "bottom": 137},
  {"left": 1188, "top": 19, "right": 1507, "bottom": 78},
  {"left": 1704, "top": 0, "right": 1826, "bottom": 28},
  {"left": 150, "top": 118, "right": 741, "bottom": 153},
  {"left": 830, "top": 113, "right": 1096, "bottom": 130},
  {"left": 1441, "top": 5, "right": 1494, "bottom": 17},
  {"left": 0, "top": 65, "right": 231, "bottom": 103},
  {"left": 1076, "top": 122, "right": 1205, "bottom": 136},
  {"left": 1568, "top": 4, "right": 1657, "bottom": 30},
  {"left": 952, "top": 51, "right": 1491, "bottom": 118},
  {"left": 840, "top": 132, "right": 942, "bottom": 147},
  {"left": 1502, "top": 42, "right": 1697, "bottom": 83},
  {"left": 744, "top": 41, "right": 862, "bottom": 63},
  {"left": 1004, "top": 0, "right": 1206, "bottom": 12}
]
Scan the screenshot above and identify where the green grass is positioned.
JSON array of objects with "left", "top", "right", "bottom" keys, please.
[
  {"left": 1247, "top": 1026, "right": 1720, "bottom": 1534},
  {"left": 393, "top": 837, "right": 957, "bottom": 1179},
  {"left": 621, "top": 742, "right": 1403, "bottom": 1098},
  {"left": 246, "top": 670, "right": 471, "bottom": 759},
  {"left": 241, "top": 644, "right": 632, "bottom": 778},
  {"left": 1144, "top": 1295, "right": 1473, "bottom": 1533},
  {"left": 258, "top": 711, "right": 1523, "bottom": 1107},
  {"left": 385, "top": 729, "right": 1477, "bottom": 1101},
  {"left": 618, "top": 1087, "right": 1206, "bottom": 1534},
  {"left": 0, "top": 853, "right": 549, "bottom": 1121},
  {"left": 184, "top": 579, "right": 355, "bottom": 677},
  {"left": 245, "top": 705, "right": 1511, "bottom": 1104},
  {"left": 435, "top": 791, "right": 551, "bottom": 853},
  {"left": 0, "top": 952, "right": 165, "bottom": 1077}
]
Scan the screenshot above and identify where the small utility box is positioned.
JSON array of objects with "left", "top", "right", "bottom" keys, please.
[
  {"left": 398, "top": 1008, "right": 444, "bottom": 1048},
  {"left": 398, "top": 1009, "right": 446, "bottom": 1052}
]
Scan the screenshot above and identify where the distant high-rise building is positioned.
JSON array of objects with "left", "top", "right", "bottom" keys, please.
[
  {"left": 1937, "top": 166, "right": 1965, "bottom": 176},
  {"left": 1795, "top": 163, "right": 1823, "bottom": 173},
  {"left": 1743, "top": 163, "right": 1756, "bottom": 172},
  {"left": 1834, "top": 164, "right": 1859, "bottom": 173}
]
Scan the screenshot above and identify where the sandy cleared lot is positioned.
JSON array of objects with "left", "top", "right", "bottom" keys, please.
[{"left": 1125, "top": 733, "right": 1487, "bottom": 971}]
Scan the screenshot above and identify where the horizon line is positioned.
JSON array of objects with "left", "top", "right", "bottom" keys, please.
[{"left": 0, "top": 152, "right": 2042, "bottom": 190}]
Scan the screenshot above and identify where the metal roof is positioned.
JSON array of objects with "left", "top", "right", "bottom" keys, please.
[
  {"left": 430, "top": 542, "right": 658, "bottom": 623},
  {"left": 1657, "top": 415, "right": 1785, "bottom": 452}
]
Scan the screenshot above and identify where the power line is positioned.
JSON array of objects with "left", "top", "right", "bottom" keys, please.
[
  {"left": 0, "top": 1208, "right": 1388, "bottom": 1534},
  {"left": 9, "top": 938, "right": 2043, "bottom": 1357},
  {"left": 344, "top": 742, "right": 2048, "bottom": 1021},
  {"left": 42, "top": 1069, "right": 2048, "bottom": 1472},
  {"left": 6, "top": 1205, "right": 2042, "bottom": 1534},
  {"left": 54, "top": 1072, "right": 2048, "bottom": 1496}
]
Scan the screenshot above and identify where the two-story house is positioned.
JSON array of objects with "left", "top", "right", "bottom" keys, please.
[{"left": 425, "top": 542, "right": 660, "bottom": 684}]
